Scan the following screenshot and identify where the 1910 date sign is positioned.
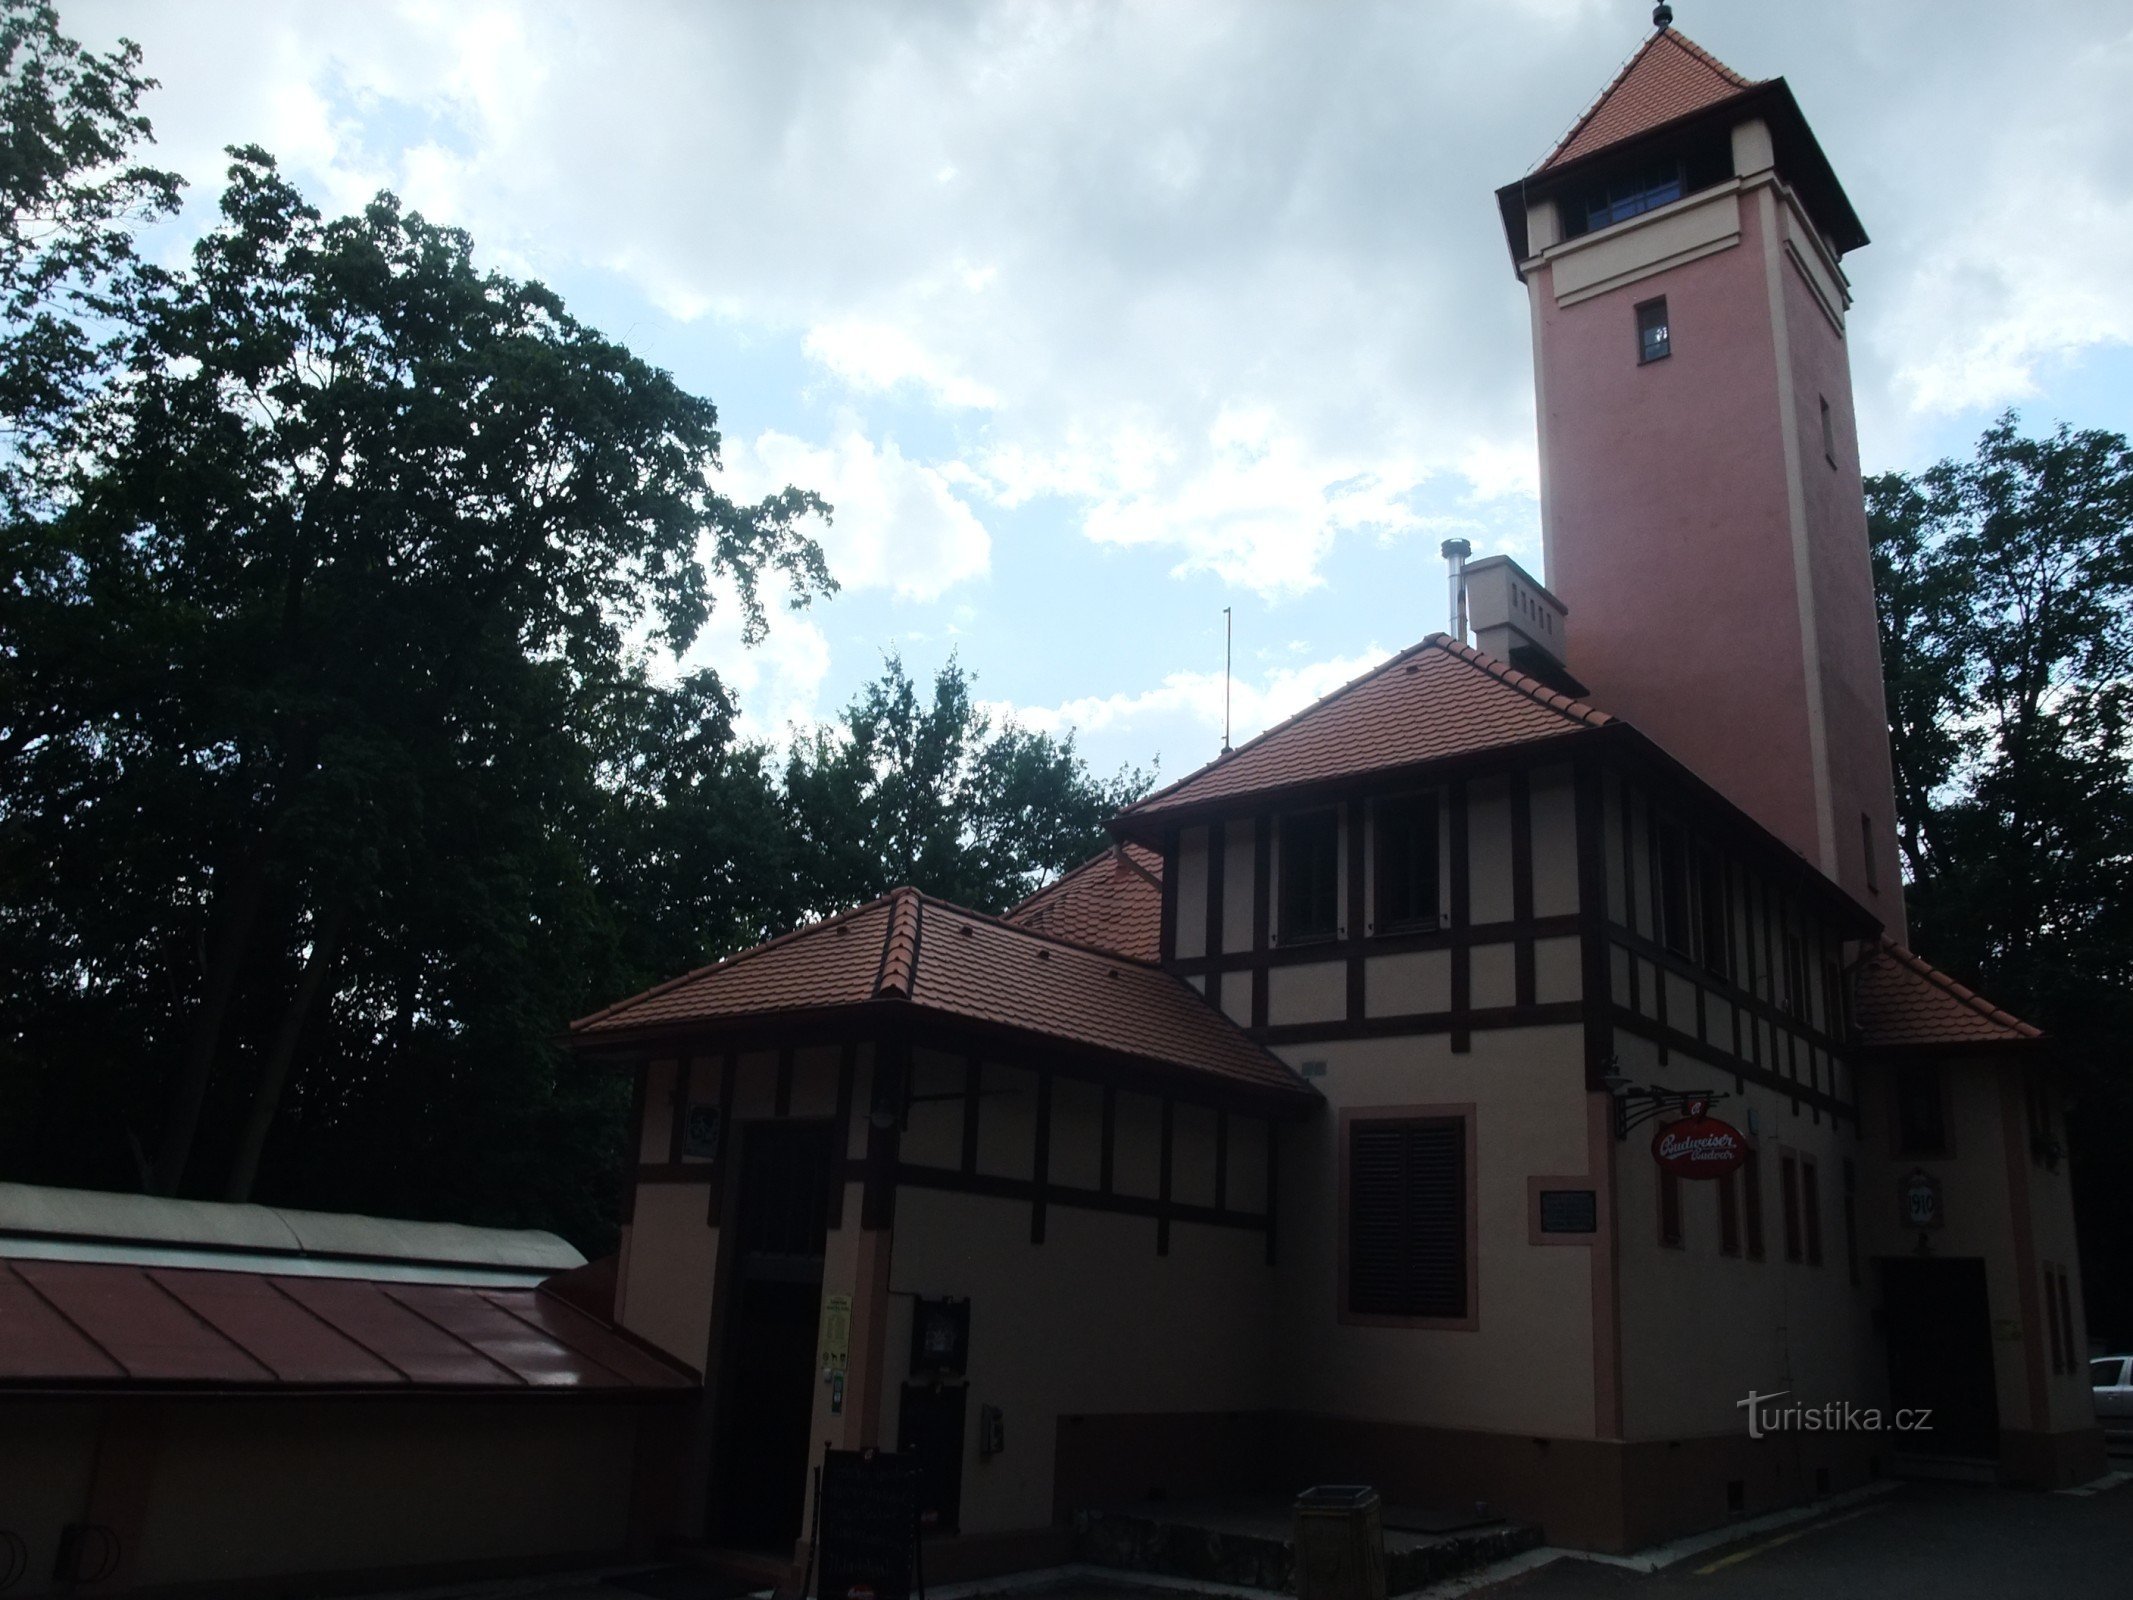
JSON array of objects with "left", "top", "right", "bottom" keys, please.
[{"left": 1651, "top": 1100, "right": 1747, "bottom": 1178}]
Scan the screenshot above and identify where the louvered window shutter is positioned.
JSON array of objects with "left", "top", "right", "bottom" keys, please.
[{"left": 1348, "top": 1120, "right": 1466, "bottom": 1318}]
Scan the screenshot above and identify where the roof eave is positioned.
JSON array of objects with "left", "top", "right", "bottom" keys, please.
[
  {"left": 1496, "top": 79, "right": 1868, "bottom": 274},
  {"left": 568, "top": 997, "right": 1320, "bottom": 1118},
  {"left": 1107, "top": 725, "right": 1609, "bottom": 848}
]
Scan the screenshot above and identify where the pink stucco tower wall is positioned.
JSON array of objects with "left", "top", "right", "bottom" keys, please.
[{"left": 1496, "top": 25, "right": 1906, "bottom": 938}]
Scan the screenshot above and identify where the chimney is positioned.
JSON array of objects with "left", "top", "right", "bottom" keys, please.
[
  {"left": 1462, "top": 554, "right": 1582, "bottom": 692},
  {"left": 1439, "top": 538, "right": 1472, "bottom": 643}
]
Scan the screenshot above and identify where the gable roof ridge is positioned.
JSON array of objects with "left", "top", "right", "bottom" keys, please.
[
  {"left": 569, "top": 891, "right": 900, "bottom": 1032},
  {"left": 1874, "top": 937, "right": 2044, "bottom": 1039},
  {"left": 1535, "top": 27, "right": 1760, "bottom": 173},
  {"left": 1434, "top": 635, "right": 1616, "bottom": 727},
  {"left": 873, "top": 886, "right": 924, "bottom": 999},
  {"left": 1116, "top": 633, "right": 1612, "bottom": 822},
  {"left": 1119, "top": 637, "right": 1441, "bottom": 818},
  {"left": 916, "top": 887, "right": 1166, "bottom": 970}
]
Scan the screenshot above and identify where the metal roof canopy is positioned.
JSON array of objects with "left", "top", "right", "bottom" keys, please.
[{"left": 0, "top": 1182, "right": 584, "bottom": 1286}]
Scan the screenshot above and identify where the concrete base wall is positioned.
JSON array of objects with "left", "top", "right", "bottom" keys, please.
[
  {"left": 1044, "top": 1408, "right": 1883, "bottom": 1557},
  {"left": 0, "top": 1395, "right": 683, "bottom": 1597}
]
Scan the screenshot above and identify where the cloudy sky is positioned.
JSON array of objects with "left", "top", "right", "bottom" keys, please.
[{"left": 63, "top": 0, "right": 2133, "bottom": 782}]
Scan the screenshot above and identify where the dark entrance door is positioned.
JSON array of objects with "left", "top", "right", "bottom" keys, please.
[
  {"left": 1881, "top": 1256, "right": 1999, "bottom": 1457},
  {"left": 717, "top": 1119, "right": 834, "bottom": 1550}
]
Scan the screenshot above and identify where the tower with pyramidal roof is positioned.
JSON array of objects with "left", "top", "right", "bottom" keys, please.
[{"left": 1495, "top": 14, "right": 1902, "bottom": 936}]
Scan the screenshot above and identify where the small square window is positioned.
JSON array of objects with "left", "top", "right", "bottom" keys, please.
[{"left": 1637, "top": 297, "right": 1671, "bottom": 364}]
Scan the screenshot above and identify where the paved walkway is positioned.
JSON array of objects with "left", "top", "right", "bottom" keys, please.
[{"left": 364, "top": 1474, "right": 2133, "bottom": 1600}]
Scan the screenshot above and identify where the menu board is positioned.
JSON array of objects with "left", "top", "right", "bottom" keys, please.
[{"left": 817, "top": 1449, "right": 921, "bottom": 1600}]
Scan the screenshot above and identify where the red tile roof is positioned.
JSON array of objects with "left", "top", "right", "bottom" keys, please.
[
  {"left": 1853, "top": 940, "right": 2044, "bottom": 1050},
  {"left": 573, "top": 887, "right": 1311, "bottom": 1105},
  {"left": 1004, "top": 844, "right": 1163, "bottom": 962},
  {"left": 1538, "top": 27, "right": 1759, "bottom": 173},
  {"left": 0, "top": 1259, "right": 694, "bottom": 1392},
  {"left": 1116, "top": 635, "right": 1612, "bottom": 826}
]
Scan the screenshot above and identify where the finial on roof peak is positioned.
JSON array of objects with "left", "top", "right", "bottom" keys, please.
[{"left": 1653, "top": 3, "right": 1674, "bottom": 29}]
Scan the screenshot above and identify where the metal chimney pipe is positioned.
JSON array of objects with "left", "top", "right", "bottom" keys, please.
[{"left": 1440, "top": 538, "right": 1472, "bottom": 643}]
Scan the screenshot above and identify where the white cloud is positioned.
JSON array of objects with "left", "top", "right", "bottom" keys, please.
[
  {"left": 722, "top": 428, "right": 991, "bottom": 602},
  {"left": 994, "top": 648, "right": 1389, "bottom": 749},
  {"left": 67, "top": 0, "right": 2133, "bottom": 608}
]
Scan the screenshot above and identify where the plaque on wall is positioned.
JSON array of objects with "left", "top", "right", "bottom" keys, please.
[
  {"left": 1902, "top": 1168, "right": 1944, "bottom": 1230},
  {"left": 909, "top": 1296, "right": 969, "bottom": 1378},
  {"left": 682, "top": 1102, "right": 722, "bottom": 1160},
  {"left": 1538, "top": 1189, "right": 1598, "bottom": 1235}
]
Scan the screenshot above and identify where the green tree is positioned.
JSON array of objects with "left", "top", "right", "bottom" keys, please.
[
  {"left": 2, "top": 94, "right": 833, "bottom": 1211},
  {"left": 1867, "top": 412, "right": 2133, "bottom": 1338},
  {"left": 785, "top": 654, "right": 1151, "bottom": 915}
]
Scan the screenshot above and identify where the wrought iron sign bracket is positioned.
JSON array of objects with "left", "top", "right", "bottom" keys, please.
[{"left": 1601, "top": 1070, "right": 1731, "bottom": 1142}]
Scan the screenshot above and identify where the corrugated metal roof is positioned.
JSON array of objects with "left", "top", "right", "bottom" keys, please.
[
  {"left": 0, "top": 1183, "right": 583, "bottom": 1285},
  {"left": 0, "top": 1258, "right": 693, "bottom": 1394}
]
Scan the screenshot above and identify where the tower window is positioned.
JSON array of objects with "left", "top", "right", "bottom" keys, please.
[
  {"left": 1636, "top": 297, "right": 1671, "bottom": 364},
  {"left": 1821, "top": 395, "right": 1837, "bottom": 466},
  {"left": 1584, "top": 161, "right": 1684, "bottom": 232}
]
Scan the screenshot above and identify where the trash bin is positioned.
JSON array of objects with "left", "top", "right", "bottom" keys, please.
[{"left": 1292, "top": 1484, "right": 1385, "bottom": 1600}]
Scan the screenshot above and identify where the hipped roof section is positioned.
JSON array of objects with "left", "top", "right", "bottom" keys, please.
[
  {"left": 571, "top": 886, "right": 1314, "bottom": 1108},
  {"left": 1494, "top": 27, "right": 1867, "bottom": 266},
  {"left": 1113, "top": 634, "right": 1613, "bottom": 830},
  {"left": 1108, "top": 632, "right": 1876, "bottom": 937},
  {"left": 1853, "top": 940, "right": 2045, "bottom": 1053}
]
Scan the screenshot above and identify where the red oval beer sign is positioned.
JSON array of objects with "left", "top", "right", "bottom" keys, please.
[{"left": 1651, "top": 1100, "right": 1747, "bottom": 1178}]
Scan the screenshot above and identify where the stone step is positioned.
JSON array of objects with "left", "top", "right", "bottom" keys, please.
[{"left": 1072, "top": 1501, "right": 1544, "bottom": 1596}]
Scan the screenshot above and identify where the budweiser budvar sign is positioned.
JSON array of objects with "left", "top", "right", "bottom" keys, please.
[{"left": 1651, "top": 1099, "right": 1747, "bottom": 1178}]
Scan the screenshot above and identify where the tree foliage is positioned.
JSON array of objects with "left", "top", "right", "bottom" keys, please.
[
  {"left": 1868, "top": 412, "right": 2133, "bottom": 1337},
  {"left": 0, "top": 1, "right": 1145, "bottom": 1252},
  {"left": 784, "top": 654, "right": 1152, "bottom": 916}
]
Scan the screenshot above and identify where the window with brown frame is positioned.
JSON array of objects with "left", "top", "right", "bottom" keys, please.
[
  {"left": 1743, "top": 1147, "right": 1765, "bottom": 1260},
  {"left": 1372, "top": 792, "right": 1439, "bottom": 934},
  {"left": 1278, "top": 809, "right": 1340, "bottom": 945},
  {"left": 1696, "top": 849, "right": 1731, "bottom": 979},
  {"left": 1780, "top": 1153, "right": 1802, "bottom": 1262},
  {"left": 1657, "top": 823, "right": 1692, "bottom": 956},
  {"left": 1347, "top": 1117, "right": 1467, "bottom": 1319},
  {"left": 1718, "top": 1169, "right": 1741, "bottom": 1256},
  {"left": 1659, "top": 1168, "right": 1683, "bottom": 1248},
  {"left": 1895, "top": 1063, "right": 1947, "bottom": 1155},
  {"left": 1801, "top": 1160, "right": 1823, "bottom": 1266}
]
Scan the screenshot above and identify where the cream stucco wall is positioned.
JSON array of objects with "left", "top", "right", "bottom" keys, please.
[
  {"left": 883, "top": 1190, "right": 1278, "bottom": 1537},
  {"left": 1270, "top": 1025, "right": 1597, "bottom": 1441},
  {"left": 1609, "top": 1031, "right": 1878, "bottom": 1445}
]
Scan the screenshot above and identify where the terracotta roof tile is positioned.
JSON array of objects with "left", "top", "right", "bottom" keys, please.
[
  {"left": 1004, "top": 844, "right": 1163, "bottom": 963},
  {"left": 1853, "top": 939, "right": 2043, "bottom": 1050},
  {"left": 1538, "top": 27, "right": 1759, "bottom": 173},
  {"left": 1117, "top": 635, "right": 1611, "bottom": 824},
  {"left": 573, "top": 888, "right": 1308, "bottom": 1104}
]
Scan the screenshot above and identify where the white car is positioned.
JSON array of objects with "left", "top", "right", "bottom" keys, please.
[{"left": 2091, "top": 1356, "right": 2133, "bottom": 1419}]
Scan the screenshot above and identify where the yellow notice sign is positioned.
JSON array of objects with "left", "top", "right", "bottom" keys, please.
[{"left": 821, "top": 1293, "right": 853, "bottom": 1373}]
